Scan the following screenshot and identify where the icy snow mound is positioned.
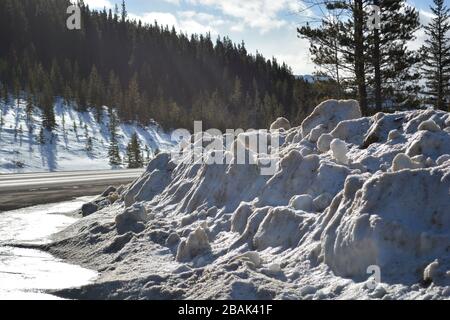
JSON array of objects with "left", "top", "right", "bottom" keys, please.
[
  {"left": 301, "top": 100, "right": 361, "bottom": 137},
  {"left": 56, "top": 100, "right": 450, "bottom": 299},
  {"left": 322, "top": 167, "right": 450, "bottom": 283}
]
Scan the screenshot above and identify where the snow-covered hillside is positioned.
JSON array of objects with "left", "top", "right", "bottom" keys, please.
[
  {"left": 0, "top": 98, "right": 174, "bottom": 173},
  {"left": 48, "top": 100, "right": 450, "bottom": 300}
]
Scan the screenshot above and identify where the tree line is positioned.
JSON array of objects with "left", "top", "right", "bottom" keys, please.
[
  {"left": 298, "top": 0, "right": 450, "bottom": 114},
  {"left": 0, "top": 0, "right": 337, "bottom": 135}
]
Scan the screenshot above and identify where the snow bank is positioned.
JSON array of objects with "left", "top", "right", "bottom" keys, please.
[
  {"left": 322, "top": 167, "right": 450, "bottom": 283},
  {"left": 51, "top": 100, "right": 450, "bottom": 300}
]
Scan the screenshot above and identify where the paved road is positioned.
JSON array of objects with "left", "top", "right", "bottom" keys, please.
[{"left": 0, "top": 169, "right": 143, "bottom": 211}]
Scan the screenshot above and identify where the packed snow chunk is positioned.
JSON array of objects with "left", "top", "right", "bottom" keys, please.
[
  {"left": 331, "top": 117, "right": 373, "bottom": 146},
  {"left": 423, "top": 260, "right": 440, "bottom": 284},
  {"left": 289, "top": 194, "right": 314, "bottom": 212},
  {"left": 388, "top": 129, "right": 401, "bottom": 141},
  {"left": 115, "top": 203, "right": 148, "bottom": 234},
  {"left": 81, "top": 202, "right": 99, "bottom": 217},
  {"left": 301, "top": 100, "right": 361, "bottom": 137},
  {"left": 437, "top": 154, "right": 450, "bottom": 166},
  {"left": 418, "top": 119, "right": 441, "bottom": 132},
  {"left": 108, "top": 192, "right": 120, "bottom": 204},
  {"left": 330, "top": 139, "right": 349, "bottom": 165},
  {"left": 317, "top": 133, "right": 333, "bottom": 153},
  {"left": 253, "top": 207, "right": 312, "bottom": 251},
  {"left": 234, "top": 251, "right": 262, "bottom": 269},
  {"left": 308, "top": 124, "right": 327, "bottom": 143},
  {"left": 102, "top": 186, "right": 117, "bottom": 197},
  {"left": 322, "top": 167, "right": 450, "bottom": 281},
  {"left": 391, "top": 153, "right": 416, "bottom": 172},
  {"left": 231, "top": 202, "right": 255, "bottom": 235},
  {"left": 406, "top": 130, "right": 450, "bottom": 160},
  {"left": 268, "top": 263, "right": 282, "bottom": 273},
  {"left": 176, "top": 226, "right": 211, "bottom": 262},
  {"left": 270, "top": 117, "right": 291, "bottom": 131},
  {"left": 166, "top": 232, "right": 181, "bottom": 246},
  {"left": 313, "top": 193, "right": 333, "bottom": 212}
]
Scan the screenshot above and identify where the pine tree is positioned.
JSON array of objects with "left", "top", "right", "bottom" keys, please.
[
  {"left": 297, "top": 10, "right": 346, "bottom": 98},
  {"left": 86, "top": 137, "right": 93, "bottom": 153},
  {"left": 121, "top": 0, "right": 127, "bottom": 22},
  {"left": 73, "top": 121, "right": 78, "bottom": 138},
  {"left": 143, "top": 144, "right": 151, "bottom": 163},
  {"left": 108, "top": 111, "right": 122, "bottom": 166},
  {"left": 88, "top": 65, "right": 104, "bottom": 121},
  {"left": 421, "top": 0, "right": 450, "bottom": 111},
  {"left": 26, "top": 92, "right": 33, "bottom": 122},
  {"left": 18, "top": 124, "right": 23, "bottom": 146},
  {"left": 298, "top": 0, "right": 420, "bottom": 113},
  {"left": 1, "top": 84, "right": 7, "bottom": 106},
  {"left": 125, "top": 73, "right": 140, "bottom": 121},
  {"left": 368, "top": 0, "right": 421, "bottom": 110},
  {"left": 12, "top": 71, "right": 21, "bottom": 110},
  {"left": 126, "top": 132, "right": 143, "bottom": 169},
  {"left": 38, "top": 126, "right": 45, "bottom": 145},
  {"left": 41, "top": 77, "right": 56, "bottom": 131}
]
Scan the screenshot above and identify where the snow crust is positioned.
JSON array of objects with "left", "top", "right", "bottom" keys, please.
[{"left": 49, "top": 100, "right": 450, "bottom": 300}]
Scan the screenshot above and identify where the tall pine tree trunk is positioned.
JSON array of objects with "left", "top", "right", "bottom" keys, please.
[
  {"left": 354, "top": 0, "right": 368, "bottom": 115},
  {"left": 373, "top": 0, "right": 382, "bottom": 111}
]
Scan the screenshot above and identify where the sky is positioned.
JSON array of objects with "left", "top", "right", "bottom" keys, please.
[{"left": 82, "top": 0, "right": 436, "bottom": 75}]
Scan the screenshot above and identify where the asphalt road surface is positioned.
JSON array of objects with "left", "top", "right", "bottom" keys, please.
[{"left": 0, "top": 169, "right": 143, "bottom": 211}]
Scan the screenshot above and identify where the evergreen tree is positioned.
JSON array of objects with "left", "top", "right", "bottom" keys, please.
[
  {"left": 126, "top": 132, "right": 143, "bottom": 169},
  {"left": 88, "top": 65, "right": 104, "bottom": 121},
  {"left": 368, "top": 0, "right": 421, "bottom": 110},
  {"left": 26, "top": 92, "right": 33, "bottom": 122},
  {"left": 0, "top": 0, "right": 317, "bottom": 130},
  {"left": 298, "top": 0, "right": 420, "bottom": 113},
  {"left": 38, "top": 126, "right": 45, "bottom": 145},
  {"left": 73, "top": 121, "right": 78, "bottom": 138},
  {"left": 86, "top": 136, "right": 93, "bottom": 153},
  {"left": 125, "top": 73, "right": 140, "bottom": 121},
  {"left": 421, "top": 0, "right": 450, "bottom": 111},
  {"left": 144, "top": 144, "right": 150, "bottom": 163},
  {"left": 13, "top": 73, "right": 21, "bottom": 109},
  {"left": 108, "top": 111, "right": 122, "bottom": 166},
  {"left": 121, "top": 0, "right": 127, "bottom": 22},
  {"left": 1, "top": 84, "right": 7, "bottom": 106},
  {"left": 40, "top": 77, "right": 56, "bottom": 131}
]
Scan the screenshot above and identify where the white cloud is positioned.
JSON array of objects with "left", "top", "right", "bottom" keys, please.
[
  {"left": 129, "top": 10, "right": 221, "bottom": 36},
  {"left": 129, "top": 12, "right": 179, "bottom": 28},
  {"left": 82, "top": 0, "right": 113, "bottom": 9},
  {"left": 186, "top": 0, "right": 305, "bottom": 34},
  {"left": 163, "top": 0, "right": 181, "bottom": 5}
]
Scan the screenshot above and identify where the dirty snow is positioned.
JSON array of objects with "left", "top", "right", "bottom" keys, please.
[{"left": 45, "top": 100, "right": 450, "bottom": 300}]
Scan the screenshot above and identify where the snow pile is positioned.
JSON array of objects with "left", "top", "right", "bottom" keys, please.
[
  {"left": 322, "top": 167, "right": 450, "bottom": 283},
  {"left": 0, "top": 98, "right": 174, "bottom": 173},
  {"left": 49, "top": 100, "right": 450, "bottom": 300},
  {"left": 270, "top": 117, "right": 291, "bottom": 131}
]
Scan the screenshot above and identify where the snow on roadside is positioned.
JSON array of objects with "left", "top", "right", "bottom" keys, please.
[
  {"left": 0, "top": 197, "right": 97, "bottom": 299},
  {"left": 0, "top": 98, "right": 175, "bottom": 173},
  {"left": 48, "top": 100, "right": 450, "bottom": 300}
]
